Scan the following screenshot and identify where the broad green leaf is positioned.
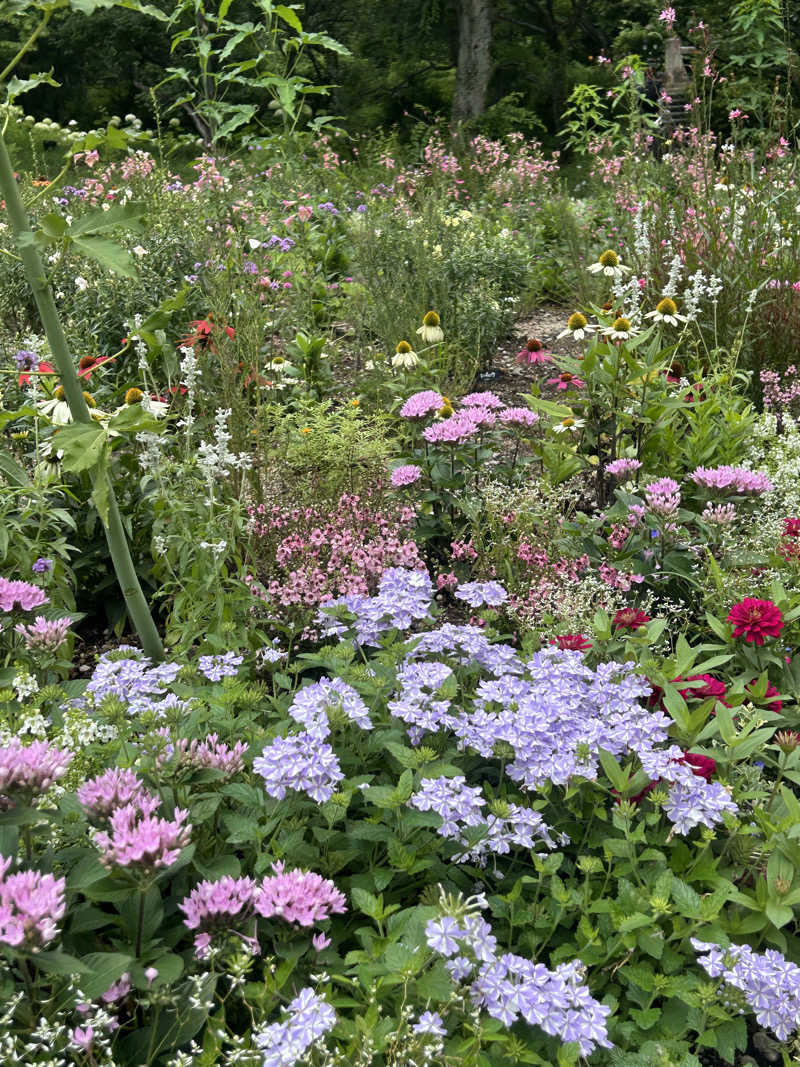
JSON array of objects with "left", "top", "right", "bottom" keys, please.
[
  {"left": 79, "top": 953, "right": 134, "bottom": 999},
  {"left": 0, "top": 445, "right": 30, "bottom": 486},
  {"left": 69, "top": 202, "right": 145, "bottom": 238},
  {"left": 5, "top": 71, "right": 59, "bottom": 103},
  {"left": 275, "top": 5, "right": 303, "bottom": 32},
  {"left": 71, "top": 236, "right": 136, "bottom": 277},
  {"left": 55, "top": 422, "right": 107, "bottom": 473}
]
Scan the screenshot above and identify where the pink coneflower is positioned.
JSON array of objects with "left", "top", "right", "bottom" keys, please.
[
  {"left": 516, "top": 338, "right": 552, "bottom": 365},
  {"left": 547, "top": 371, "right": 585, "bottom": 391},
  {"left": 727, "top": 598, "right": 784, "bottom": 646}
]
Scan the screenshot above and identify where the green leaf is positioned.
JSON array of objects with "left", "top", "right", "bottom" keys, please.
[
  {"left": 55, "top": 422, "right": 107, "bottom": 474},
  {"left": 79, "top": 953, "right": 134, "bottom": 999},
  {"left": 72, "top": 236, "right": 136, "bottom": 277},
  {"left": 275, "top": 5, "right": 303, "bottom": 32},
  {"left": 32, "top": 950, "right": 89, "bottom": 975},
  {"left": 0, "top": 446, "right": 30, "bottom": 486},
  {"left": 91, "top": 447, "right": 111, "bottom": 527},
  {"left": 597, "top": 748, "right": 629, "bottom": 792},
  {"left": 5, "top": 71, "right": 60, "bottom": 104},
  {"left": 69, "top": 202, "right": 145, "bottom": 238},
  {"left": 671, "top": 878, "right": 702, "bottom": 918},
  {"left": 350, "top": 887, "right": 381, "bottom": 919}
]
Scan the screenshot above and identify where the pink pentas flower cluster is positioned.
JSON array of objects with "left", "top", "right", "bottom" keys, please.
[
  {"left": 390, "top": 464, "right": 422, "bottom": 488},
  {"left": 606, "top": 458, "right": 642, "bottom": 478},
  {"left": 180, "top": 875, "right": 257, "bottom": 956},
  {"left": 172, "top": 734, "right": 248, "bottom": 777},
  {"left": 247, "top": 493, "right": 422, "bottom": 612},
  {"left": 78, "top": 768, "right": 157, "bottom": 822},
  {"left": 690, "top": 466, "right": 773, "bottom": 494},
  {"left": 0, "top": 855, "right": 66, "bottom": 950},
  {"left": 14, "top": 616, "right": 72, "bottom": 653},
  {"left": 400, "top": 390, "right": 444, "bottom": 419},
  {"left": 94, "top": 804, "right": 191, "bottom": 874},
  {"left": 645, "top": 477, "right": 681, "bottom": 517},
  {"left": 0, "top": 740, "right": 72, "bottom": 798},
  {"left": 253, "top": 862, "right": 347, "bottom": 926},
  {"left": 0, "top": 578, "right": 49, "bottom": 613}
]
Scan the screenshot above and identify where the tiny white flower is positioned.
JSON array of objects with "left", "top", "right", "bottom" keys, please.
[{"left": 74, "top": 276, "right": 89, "bottom": 291}]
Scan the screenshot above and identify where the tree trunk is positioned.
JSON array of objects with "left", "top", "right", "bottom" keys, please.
[{"left": 452, "top": 0, "right": 492, "bottom": 124}]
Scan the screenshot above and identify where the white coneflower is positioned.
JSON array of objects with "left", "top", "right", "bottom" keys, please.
[
  {"left": 557, "top": 312, "right": 596, "bottom": 341},
  {"left": 416, "top": 310, "right": 444, "bottom": 344},
  {"left": 552, "top": 416, "right": 586, "bottom": 434},
  {"left": 38, "top": 387, "right": 101, "bottom": 425},
  {"left": 603, "top": 316, "right": 636, "bottom": 341},
  {"left": 391, "top": 340, "right": 419, "bottom": 370},
  {"left": 645, "top": 297, "right": 688, "bottom": 326},
  {"left": 587, "top": 249, "right": 631, "bottom": 279}
]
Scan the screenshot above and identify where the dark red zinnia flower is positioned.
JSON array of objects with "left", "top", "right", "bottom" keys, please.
[
  {"left": 783, "top": 518, "right": 800, "bottom": 538},
  {"left": 727, "top": 598, "right": 784, "bottom": 646},
  {"left": 549, "top": 634, "right": 592, "bottom": 652},
  {"left": 612, "top": 608, "right": 651, "bottom": 631},
  {"left": 675, "top": 674, "right": 727, "bottom": 703},
  {"left": 746, "top": 679, "right": 783, "bottom": 714}
]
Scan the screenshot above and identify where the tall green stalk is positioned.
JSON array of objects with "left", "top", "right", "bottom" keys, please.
[{"left": 0, "top": 132, "right": 164, "bottom": 661}]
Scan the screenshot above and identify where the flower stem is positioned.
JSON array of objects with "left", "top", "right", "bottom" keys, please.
[{"left": 0, "top": 131, "right": 164, "bottom": 662}]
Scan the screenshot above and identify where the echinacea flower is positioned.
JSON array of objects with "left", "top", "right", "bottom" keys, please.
[
  {"left": 727, "top": 598, "right": 784, "bottom": 646},
  {"left": 516, "top": 338, "right": 552, "bottom": 364},
  {"left": 547, "top": 371, "right": 585, "bottom": 391},
  {"left": 557, "top": 312, "right": 596, "bottom": 341},
  {"left": 645, "top": 297, "right": 688, "bottom": 326},
  {"left": 552, "top": 416, "right": 585, "bottom": 434},
  {"left": 587, "top": 249, "right": 631, "bottom": 279},
  {"left": 392, "top": 340, "right": 418, "bottom": 370},
  {"left": 78, "top": 354, "right": 116, "bottom": 379},
  {"left": 603, "top": 316, "right": 636, "bottom": 342},
  {"left": 416, "top": 310, "right": 444, "bottom": 344}
]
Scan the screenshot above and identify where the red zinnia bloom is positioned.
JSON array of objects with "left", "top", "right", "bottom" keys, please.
[
  {"left": 549, "top": 633, "right": 592, "bottom": 652},
  {"left": 680, "top": 752, "right": 716, "bottom": 781},
  {"left": 746, "top": 679, "right": 783, "bottom": 714},
  {"left": 783, "top": 518, "right": 800, "bottom": 538},
  {"left": 612, "top": 608, "right": 651, "bottom": 631},
  {"left": 675, "top": 674, "right": 727, "bottom": 703},
  {"left": 727, "top": 598, "right": 784, "bottom": 646}
]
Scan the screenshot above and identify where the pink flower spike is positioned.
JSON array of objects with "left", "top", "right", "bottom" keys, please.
[{"left": 313, "top": 932, "right": 331, "bottom": 952}]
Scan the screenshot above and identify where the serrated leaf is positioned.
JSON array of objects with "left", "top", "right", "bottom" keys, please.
[
  {"left": 72, "top": 236, "right": 136, "bottom": 277},
  {"left": 69, "top": 202, "right": 145, "bottom": 238},
  {"left": 55, "top": 422, "right": 107, "bottom": 473}
]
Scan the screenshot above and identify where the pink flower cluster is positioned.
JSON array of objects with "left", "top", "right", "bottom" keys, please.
[
  {"left": 78, "top": 768, "right": 157, "bottom": 821},
  {"left": 95, "top": 804, "right": 191, "bottom": 873},
  {"left": 170, "top": 734, "right": 248, "bottom": 777},
  {"left": 400, "top": 390, "right": 444, "bottom": 420},
  {"left": 0, "top": 578, "right": 49, "bottom": 613},
  {"left": 0, "top": 856, "right": 66, "bottom": 950},
  {"left": 606, "top": 458, "right": 642, "bottom": 478},
  {"left": 14, "top": 616, "right": 72, "bottom": 653},
  {"left": 247, "top": 493, "right": 422, "bottom": 611},
  {"left": 180, "top": 864, "right": 346, "bottom": 958},
  {"left": 761, "top": 367, "right": 800, "bottom": 415},
  {"left": 645, "top": 477, "right": 681, "bottom": 517},
  {"left": 390, "top": 464, "right": 422, "bottom": 488},
  {"left": 690, "top": 466, "right": 773, "bottom": 494},
  {"left": 253, "top": 862, "right": 347, "bottom": 926},
  {"left": 0, "top": 740, "right": 72, "bottom": 798}
]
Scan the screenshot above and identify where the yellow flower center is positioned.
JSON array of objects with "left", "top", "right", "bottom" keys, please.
[
  {"left": 438, "top": 402, "right": 454, "bottom": 417},
  {"left": 54, "top": 386, "right": 66, "bottom": 400},
  {"left": 612, "top": 317, "right": 631, "bottom": 332},
  {"left": 272, "top": 356, "right": 285, "bottom": 365},
  {"left": 83, "top": 391, "right": 96, "bottom": 408},
  {"left": 561, "top": 417, "right": 575, "bottom": 427},
  {"left": 124, "top": 387, "right": 143, "bottom": 405},
  {"left": 656, "top": 297, "right": 678, "bottom": 316},
  {"left": 422, "top": 310, "right": 441, "bottom": 327},
  {"left": 395, "top": 340, "right": 413, "bottom": 354},
  {"left": 599, "top": 250, "right": 619, "bottom": 267},
  {"left": 567, "top": 312, "right": 587, "bottom": 330}
]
